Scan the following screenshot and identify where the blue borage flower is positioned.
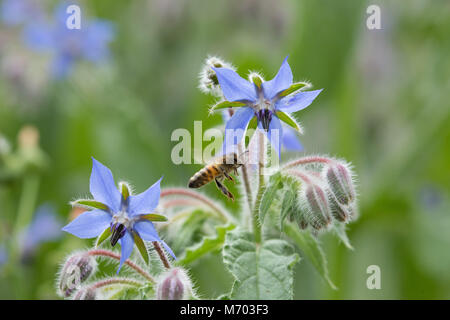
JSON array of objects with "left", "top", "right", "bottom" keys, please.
[
  {"left": 62, "top": 158, "right": 175, "bottom": 273},
  {"left": 212, "top": 56, "right": 322, "bottom": 157},
  {"left": 23, "top": 2, "right": 115, "bottom": 78}
]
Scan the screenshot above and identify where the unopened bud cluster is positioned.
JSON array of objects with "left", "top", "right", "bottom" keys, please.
[
  {"left": 57, "top": 252, "right": 97, "bottom": 298},
  {"left": 287, "top": 157, "right": 358, "bottom": 231},
  {"left": 156, "top": 267, "right": 193, "bottom": 300}
]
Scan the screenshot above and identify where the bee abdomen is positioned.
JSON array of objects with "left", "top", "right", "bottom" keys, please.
[{"left": 188, "top": 166, "right": 218, "bottom": 188}]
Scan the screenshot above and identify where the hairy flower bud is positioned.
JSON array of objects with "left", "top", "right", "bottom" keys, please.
[
  {"left": 328, "top": 193, "right": 350, "bottom": 222},
  {"left": 199, "top": 56, "right": 234, "bottom": 96},
  {"left": 73, "top": 287, "right": 96, "bottom": 300},
  {"left": 301, "top": 184, "right": 332, "bottom": 230},
  {"left": 58, "top": 252, "right": 97, "bottom": 298},
  {"left": 324, "top": 163, "right": 356, "bottom": 205},
  {"left": 156, "top": 268, "right": 191, "bottom": 300}
]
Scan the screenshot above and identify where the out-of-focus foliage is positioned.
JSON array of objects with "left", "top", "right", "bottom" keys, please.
[{"left": 0, "top": 0, "right": 449, "bottom": 299}]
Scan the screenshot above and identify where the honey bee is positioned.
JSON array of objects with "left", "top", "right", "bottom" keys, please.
[{"left": 188, "top": 152, "right": 245, "bottom": 201}]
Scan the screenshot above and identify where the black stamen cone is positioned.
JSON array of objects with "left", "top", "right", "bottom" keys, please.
[
  {"left": 257, "top": 109, "right": 272, "bottom": 132},
  {"left": 110, "top": 223, "right": 126, "bottom": 246}
]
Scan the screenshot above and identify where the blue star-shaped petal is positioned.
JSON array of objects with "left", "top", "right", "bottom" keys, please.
[
  {"left": 62, "top": 158, "right": 175, "bottom": 273},
  {"left": 213, "top": 56, "right": 322, "bottom": 157}
]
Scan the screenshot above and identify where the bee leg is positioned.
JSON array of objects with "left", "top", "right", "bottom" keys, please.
[
  {"left": 215, "top": 178, "right": 234, "bottom": 201},
  {"left": 223, "top": 172, "right": 235, "bottom": 183}
]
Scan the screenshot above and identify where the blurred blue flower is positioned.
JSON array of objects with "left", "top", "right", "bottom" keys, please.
[
  {"left": 213, "top": 57, "right": 321, "bottom": 157},
  {"left": 0, "top": 0, "right": 43, "bottom": 26},
  {"left": 62, "top": 158, "right": 175, "bottom": 273},
  {"left": 23, "top": 2, "right": 115, "bottom": 78},
  {"left": 21, "top": 204, "right": 62, "bottom": 259}
]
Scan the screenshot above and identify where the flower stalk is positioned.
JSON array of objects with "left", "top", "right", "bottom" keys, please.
[
  {"left": 251, "top": 131, "right": 265, "bottom": 244},
  {"left": 87, "top": 249, "right": 155, "bottom": 283},
  {"left": 153, "top": 241, "right": 171, "bottom": 269},
  {"left": 161, "top": 188, "right": 231, "bottom": 223}
]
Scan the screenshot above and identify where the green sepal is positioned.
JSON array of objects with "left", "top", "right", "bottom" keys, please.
[
  {"left": 72, "top": 199, "right": 109, "bottom": 211},
  {"left": 96, "top": 227, "right": 112, "bottom": 247},
  {"left": 332, "top": 222, "right": 354, "bottom": 250},
  {"left": 133, "top": 232, "right": 149, "bottom": 265},
  {"left": 279, "top": 82, "right": 310, "bottom": 97},
  {"left": 139, "top": 213, "right": 168, "bottom": 222},
  {"left": 251, "top": 75, "right": 263, "bottom": 88},
  {"left": 120, "top": 182, "right": 130, "bottom": 202},
  {"left": 276, "top": 111, "right": 302, "bottom": 132},
  {"left": 210, "top": 101, "right": 246, "bottom": 113}
]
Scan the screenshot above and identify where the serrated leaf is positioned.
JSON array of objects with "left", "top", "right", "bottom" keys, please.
[
  {"left": 139, "top": 213, "right": 168, "bottom": 222},
  {"left": 133, "top": 232, "right": 149, "bottom": 264},
  {"left": 259, "top": 172, "right": 283, "bottom": 223},
  {"left": 211, "top": 101, "right": 247, "bottom": 112},
  {"left": 178, "top": 224, "right": 236, "bottom": 265},
  {"left": 279, "top": 82, "right": 309, "bottom": 97},
  {"left": 223, "top": 229, "right": 300, "bottom": 299},
  {"left": 283, "top": 221, "right": 337, "bottom": 290},
  {"left": 333, "top": 222, "right": 354, "bottom": 250},
  {"left": 73, "top": 199, "right": 109, "bottom": 211},
  {"left": 276, "top": 111, "right": 302, "bottom": 132},
  {"left": 96, "top": 227, "right": 111, "bottom": 247}
]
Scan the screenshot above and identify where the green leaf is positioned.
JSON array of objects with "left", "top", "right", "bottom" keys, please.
[
  {"left": 72, "top": 199, "right": 109, "bottom": 211},
  {"left": 283, "top": 221, "right": 337, "bottom": 290},
  {"left": 178, "top": 224, "right": 236, "bottom": 265},
  {"left": 210, "top": 101, "right": 246, "bottom": 112},
  {"left": 333, "top": 222, "right": 354, "bottom": 250},
  {"left": 279, "top": 82, "right": 310, "bottom": 97},
  {"left": 276, "top": 111, "right": 302, "bottom": 132},
  {"left": 259, "top": 172, "right": 283, "bottom": 223},
  {"left": 96, "top": 227, "right": 111, "bottom": 247},
  {"left": 171, "top": 210, "right": 209, "bottom": 253},
  {"left": 279, "top": 189, "right": 296, "bottom": 230},
  {"left": 223, "top": 229, "right": 300, "bottom": 299},
  {"left": 139, "top": 213, "right": 168, "bottom": 222},
  {"left": 133, "top": 232, "right": 149, "bottom": 264}
]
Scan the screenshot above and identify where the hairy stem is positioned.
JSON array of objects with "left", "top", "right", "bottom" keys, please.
[
  {"left": 282, "top": 156, "right": 333, "bottom": 170},
  {"left": 90, "top": 277, "right": 144, "bottom": 290},
  {"left": 251, "top": 131, "right": 265, "bottom": 244},
  {"left": 161, "top": 188, "right": 230, "bottom": 223},
  {"left": 153, "top": 241, "right": 171, "bottom": 269},
  {"left": 87, "top": 249, "right": 155, "bottom": 283},
  {"left": 238, "top": 143, "right": 253, "bottom": 214},
  {"left": 9, "top": 173, "right": 40, "bottom": 298}
]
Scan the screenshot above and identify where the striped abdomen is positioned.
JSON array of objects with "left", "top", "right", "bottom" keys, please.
[{"left": 188, "top": 165, "right": 221, "bottom": 188}]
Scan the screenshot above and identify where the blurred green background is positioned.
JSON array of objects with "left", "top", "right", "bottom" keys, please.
[{"left": 0, "top": 0, "right": 449, "bottom": 299}]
